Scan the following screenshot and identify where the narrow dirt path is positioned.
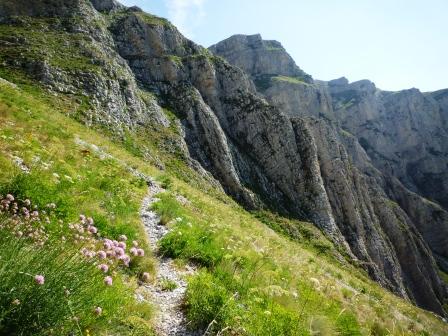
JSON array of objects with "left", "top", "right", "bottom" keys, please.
[{"left": 140, "top": 181, "right": 197, "bottom": 336}]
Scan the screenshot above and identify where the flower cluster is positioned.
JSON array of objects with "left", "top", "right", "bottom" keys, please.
[
  {"left": 1, "top": 193, "right": 148, "bottom": 319},
  {"left": 0, "top": 194, "right": 52, "bottom": 246},
  {"left": 66, "top": 215, "right": 146, "bottom": 287}
]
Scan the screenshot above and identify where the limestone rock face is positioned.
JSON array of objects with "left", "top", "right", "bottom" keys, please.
[
  {"left": 209, "top": 34, "right": 312, "bottom": 83},
  {"left": 327, "top": 80, "right": 448, "bottom": 211},
  {"left": 211, "top": 34, "right": 448, "bottom": 315},
  {"left": 0, "top": 0, "right": 168, "bottom": 130},
  {"left": 1, "top": 1, "right": 447, "bottom": 316},
  {"left": 90, "top": 0, "right": 124, "bottom": 12},
  {"left": 307, "top": 118, "right": 446, "bottom": 314}
]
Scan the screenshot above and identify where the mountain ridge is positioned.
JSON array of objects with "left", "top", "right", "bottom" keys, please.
[{"left": 0, "top": 0, "right": 447, "bottom": 326}]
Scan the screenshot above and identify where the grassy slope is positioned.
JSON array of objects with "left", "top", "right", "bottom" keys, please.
[
  {"left": 0, "top": 76, "right": 446, "bottom": 335},
  {"left": 0, "top": 80, "right": 159, "bottom": 335}
]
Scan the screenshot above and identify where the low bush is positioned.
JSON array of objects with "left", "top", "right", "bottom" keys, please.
[
  {"left": 185, "top": 269, "right": 305, "bottom": 335},
  {"left": 158, "top": 220, "right": 224, "bottom": 267},
  {"left": 151, "top": 192, "right": 184, "bottom": 225}
]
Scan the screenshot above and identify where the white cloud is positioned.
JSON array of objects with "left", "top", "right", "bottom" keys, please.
[{"left": 165, "top": 0, "right": 206, "bottom": 38}]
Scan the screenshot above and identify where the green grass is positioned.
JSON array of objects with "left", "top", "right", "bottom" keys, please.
[
  {"left": 134, "top": 12, "right": 172, "bottom": 27},
  {"left": 149, "top": 172, "right": 447, "bottom": 335},
  {"left": 0, "top": 18, "right": 102, "bottom": 73},
  {"left": 159, "top": 278, "right": 178, "bottom": 291},
  {"left": 0, "top": 215, "right": 131, "bottom": 335},
  {"left": 0, "top": 81, "right": 157, "bottom": 335},
  {"left": 272, "top": 75, "right": 309, "bottom": 85}
]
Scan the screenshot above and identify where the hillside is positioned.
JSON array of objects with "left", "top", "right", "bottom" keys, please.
[{"left": 0, "top": 0, "right": 447, "bottom": 335}]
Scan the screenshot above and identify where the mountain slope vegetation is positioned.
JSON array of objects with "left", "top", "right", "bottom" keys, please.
[{"left": 0, "top": 0, "right": 447, "bottom": 335}]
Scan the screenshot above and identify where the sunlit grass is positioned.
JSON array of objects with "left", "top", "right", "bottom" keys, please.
[
  {"left": 0, "top": 82, "right": 156, "bottom": 335},
  {"left": 153, "top": 177, "right": 447, "bottom": 335}
]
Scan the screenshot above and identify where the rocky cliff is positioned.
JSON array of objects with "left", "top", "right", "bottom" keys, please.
[
  {"left": 0, "top": 0, "right": 447, "bottom": 317},
  {"left": 211, "top": 34, "right": 448, "bottom": 315}
]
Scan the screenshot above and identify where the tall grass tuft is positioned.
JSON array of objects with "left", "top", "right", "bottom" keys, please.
[
  {"left": 0, "top": 230, "right": 130, "bottom": 335},
  {"left": 0, "top": 194, "right": 146, "bottom": 335}
]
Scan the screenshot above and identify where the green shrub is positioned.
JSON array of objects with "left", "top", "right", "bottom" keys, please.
[
  {"left": 158, "top": 221, "right": 224, "bottom": 267},
  {"left": 335, "top": 311, "right": 362, "bottom": 336},
  {"left": 241, "top": 300, "right": 303, "bottom": 336},
  {"left": 159, "top": 278, "right": 177, "bottom": 291},
  {"left": 158, "top": 175, "right": 173, "bottom": 190},
  {"left": 185, "top": 269, "right": 306, "bottom": 335},
  {"left": 151, "top": 192, "right": 183, "bottom": 225},
  {"left": 184, "top": 270, "right": 232, "bottom": 330}
]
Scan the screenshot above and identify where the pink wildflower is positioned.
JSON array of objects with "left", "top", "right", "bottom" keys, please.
[
  {"left": 117, "top": 241, "right": 126, "bottom": 249},
  {"left": 119, "top": 254, "right": 130, "bottom": 266},
  {"left": 114, "top": 247, "right": 125, "bottom": 256},
  {"left": 34, "top": 274, "right": 45, "bottom": 285},
  {"left": 104, "top": 276, "right": 113, "bottom": 286},
  {"left": 98, "top": 264, "right": 109, "bottom": 273},
  {"left": 132, "top": 240, "right": 139, "bottom": 247},
  {"left": 88, "top": 226, "right": 98, "bottom": 234},
  {"left": 24, "top": 199, "right": 31, "bottom": 207},
  {"left": 97, "top": 250, "right": 107, "bottom": 259},
  {"left": 118, "top": 234, "right": 127, "bottom": 242},
  {"left": 137, "top": 248, "right": 145, "bottom": 257},
  {"left": 94, "top": 306, "right": 102, "bottom": 316},
  {"left": 6, "top": 194, "right": 14, "bottom": 202},
  {"left": 31, "top": 211, "right": 39, "bottom": 218},
  {"left": 129, "top": 247, "right": 138, "bottom": 256}
]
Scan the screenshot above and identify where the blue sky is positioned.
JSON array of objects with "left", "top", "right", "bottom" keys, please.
[{"left": 119, "top": 0, "right": 448, "bottom": 92}]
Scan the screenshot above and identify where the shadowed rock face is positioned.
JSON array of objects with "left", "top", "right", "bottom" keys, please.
[
  {"left": 1, "top": 0, "right": 447, "bottom": 316},
  {"left": 210, "top": 34, "right": 448, "bottom": 315}
]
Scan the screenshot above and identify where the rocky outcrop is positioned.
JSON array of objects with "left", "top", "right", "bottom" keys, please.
[
  {"left": 90, "top": 0, "right": 124, "bottom": 12},
  {"left": 1, "top": 0, "right": 447, "bottom": 316},
  {"left": 307, "top": 118, "right": 446, "bottom": 314},
  {"left": 0, "top": 0, "right": 168, "bottom": 130},
  {"left": 325, "top": 79, "right": 448, "bottom": 211},
  {"left": 209, "top": 34, "right": 312, "bottom": 84},
  {"left": 211, "top": 34, "right": 448, "bottom": 315}
]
